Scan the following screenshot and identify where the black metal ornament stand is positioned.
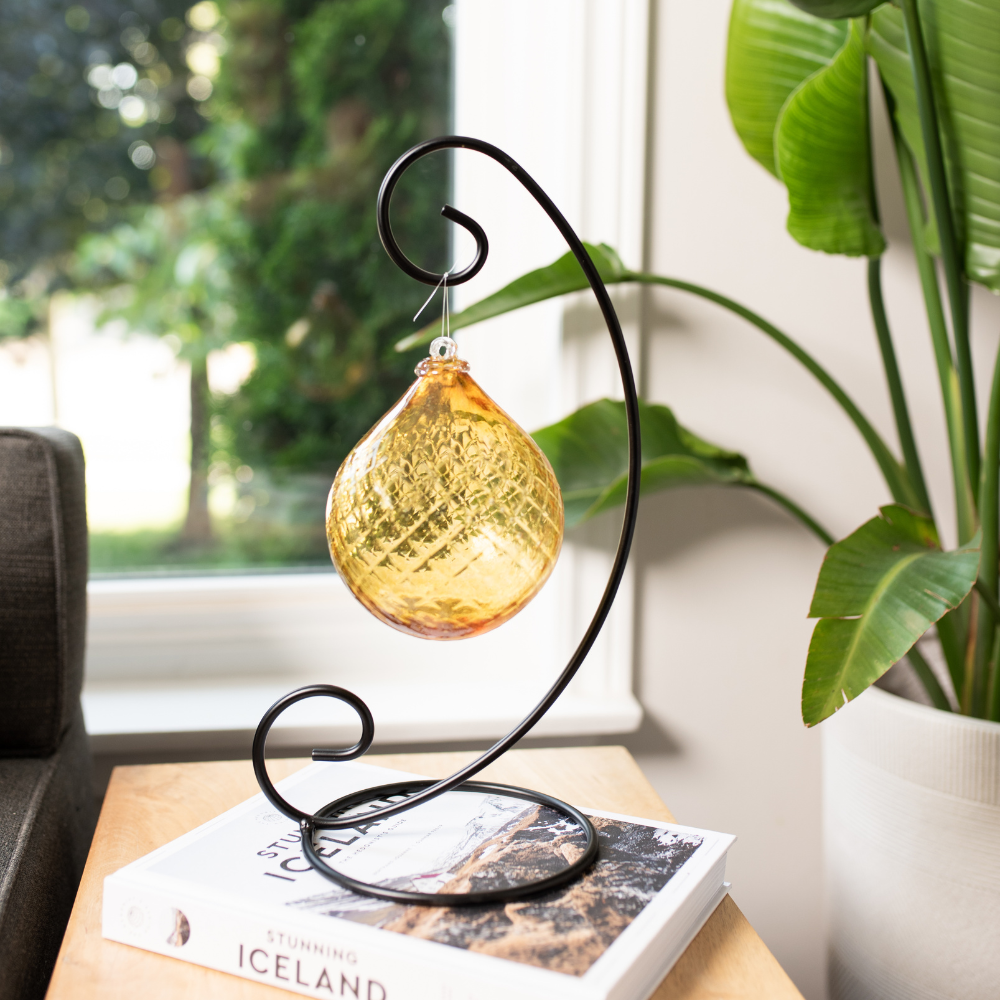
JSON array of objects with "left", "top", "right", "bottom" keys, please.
[{"left": 252, "top": 136, "right": 642, "bottom": 907}]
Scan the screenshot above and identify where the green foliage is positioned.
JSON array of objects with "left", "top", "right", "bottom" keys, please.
[
  {"left": 869, "top": 2, "right": 1000, "bottom": 291},
  {"left": 75, "top": 190, "right": 245, "bottom": 358},
  {"left": 0, "top": 292, "right": 42, "bottom": 339},
  {"left": 727, "top": 0, "right": 1000, "bottom": 285},
  {"left": 207, "top": 0, "right": 452, "bottom": 474},
  {"left": 721, "top": 0, "right": 1000, "bottom": 719},
  {"left": 533, "top": 399, "right": 755, "bottom": 528},
  {"left": 802, "top": 506, "right": 980, "bottom": 725},
  {"left": 725, "top": 0, "right": 847, "bottom": 176},
  {"left": 7, "top": 0, "right": 451, "bottom": 565},
  {"left": 776, "top": 20, "right": 884, "bottom": 255},
  {"left": 0, "top": 0, "right": 210, "bottom": 298},
  {"left": 726, "top": 1, "right": 883, "bottom": 255}
]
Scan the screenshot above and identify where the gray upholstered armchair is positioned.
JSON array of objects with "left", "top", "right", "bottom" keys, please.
[{"left": 0, "top": 428, "right": 98, "bottom": 999}]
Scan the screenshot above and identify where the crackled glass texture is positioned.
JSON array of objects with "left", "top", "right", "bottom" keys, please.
[{"left": 326, "top": 347, "right": 564, "bottom": 640}]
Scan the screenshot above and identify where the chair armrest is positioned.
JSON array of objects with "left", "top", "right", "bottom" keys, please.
[{"left": 0, "top": 427, "right": 87, "bottom": 755}]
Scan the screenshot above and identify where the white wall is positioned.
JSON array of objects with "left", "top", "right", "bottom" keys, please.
[{"left": 625, "top": 3, "right": 1000, "bottom": 999}]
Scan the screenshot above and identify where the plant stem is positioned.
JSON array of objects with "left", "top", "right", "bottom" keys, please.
[
  {"left": 975, "top": 578, "right": 1000, "bottom": 620},
  {"left": 626, "top": 271, "right": 919, "bottom": 509},
  {"left": 907, "top": 642, "right": 953, "bottom": 712},
  {"left": 894, "top": 128, "right": 978, "bottom": 542},
  {"left": 866, "top": 71, "right": 930, "bottom": 516},
  {"left": 980, "top": 343, "right": 1000, "bottom": 568},
  {"left": 867, "top": 257, "right": 931, "bottom": 513},
  {"left": 937, "top": 609, "right": 968, "bottom": 702},
  {"left": 893, "top": 125, "right": 974, "bottom": 696},
  {"left": 891, "top": 93, "right": 977, "bottom": 701},
  {"left": 989, "top": 629, "right": 1000, "bottom": 722},
  {"left": 974, "top": 341, "right": 1000, "bottom": 715},
  {"left": 961, "top": 593, "right": 979, "bottom": 714},
  {"left": 746, "top": 482, "right": 834, "bottom": 546},
  {"left": 899, "top": 0, "right": 978, "bottom": 489}
]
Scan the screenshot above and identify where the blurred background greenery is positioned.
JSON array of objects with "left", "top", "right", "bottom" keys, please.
[{"left": 0, "top": 0, "right": 453, "bottom": 573}]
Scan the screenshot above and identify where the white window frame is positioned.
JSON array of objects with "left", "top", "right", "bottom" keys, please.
[{"left": 83, "top": 0, "right": 651, "bottom": 755}]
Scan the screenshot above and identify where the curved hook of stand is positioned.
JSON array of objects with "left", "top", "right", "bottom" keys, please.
[
  {"left": 253, "top": 136, "right": 642, "bottom": 904},
  {"left": 252, "top": 685, "right": 374, "bottom": 825},
  {"left": 376, "top": 148, "right": 489, "bottom": 285}
]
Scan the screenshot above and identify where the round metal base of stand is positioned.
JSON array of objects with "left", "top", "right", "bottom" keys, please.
[{"left": 300, "top": 780, "right": 599, "bottom": 906}]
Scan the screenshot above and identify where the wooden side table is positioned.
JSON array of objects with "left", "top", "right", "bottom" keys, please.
[{"left": 46, "top": 746, "right": 803, "bottom": 1000}]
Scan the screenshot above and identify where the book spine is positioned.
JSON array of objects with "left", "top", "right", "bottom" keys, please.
[{"left": 101, "top": 874, "right": 579, "bottom": 1000}]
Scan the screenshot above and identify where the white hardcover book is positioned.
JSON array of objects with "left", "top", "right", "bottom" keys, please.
[{"left": 103, "top": 761, "right": 735, "bottom": 1000}]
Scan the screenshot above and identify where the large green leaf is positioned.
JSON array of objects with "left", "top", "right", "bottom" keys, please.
[
  {"left": 788, "top": 0, "right": 884, "bottom": 17},
  {"left": 776, "top": 19, "right": 886, "bottom": 255},
  {"left": 802, "top": 504, "right": 980, "bottom": 725},
  {"left": 531, "top": 399, "right": 754, "bottom": 528},
  {"left": 870, "top": 1, "right": 1000, "bottom": 291},
  {"left": 726, "top": 0, "right": 848, "bottom": 176},
  {"left": 394, "top": 243, "right": 625, "bottom": 353}
]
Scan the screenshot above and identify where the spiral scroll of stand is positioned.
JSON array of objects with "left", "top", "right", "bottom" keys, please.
[{"left": 251, "top": 136, "right": 642, "bottom": 906}]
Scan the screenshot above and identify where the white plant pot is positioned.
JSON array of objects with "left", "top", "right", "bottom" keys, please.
[{"left": 824, "top": 685, "right": 1000, "bottom": 999}]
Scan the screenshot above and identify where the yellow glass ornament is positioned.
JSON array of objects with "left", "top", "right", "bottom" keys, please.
[{"left": 326, "top": 337, "right": 564, "bottom": 640}]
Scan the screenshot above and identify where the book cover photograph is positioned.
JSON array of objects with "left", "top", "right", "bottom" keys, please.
[
  {"left": 287, "top": 804, "right": 704, "bottom": 976},
  {"left": 103, "top": 762, "right": 734, "bottom": 1000}
]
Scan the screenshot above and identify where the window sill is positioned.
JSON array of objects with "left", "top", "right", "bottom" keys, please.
[
  {"left": 84, "top": 571, "right": 641, "bottom": 754},
  {"left": 82, "top": 678, "right": 642, "bottom": 754}
]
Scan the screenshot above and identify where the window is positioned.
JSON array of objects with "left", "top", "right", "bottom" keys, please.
[
  {"left": 2, "top": 0, "right": 649, "bottom": 753},
  {"left": 2, "top": 0, "right": 453, "bottom": 574}
]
